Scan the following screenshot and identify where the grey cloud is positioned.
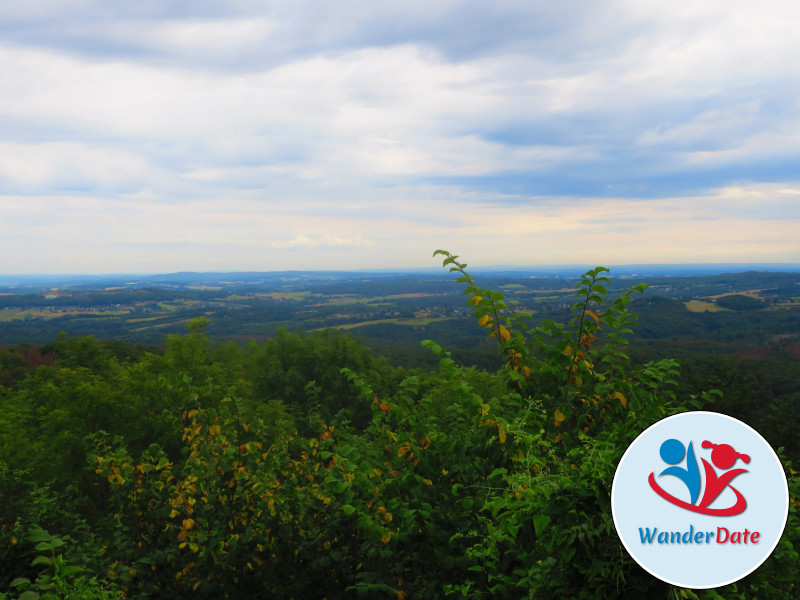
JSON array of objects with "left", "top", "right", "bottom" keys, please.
[{"left": 0, "top": 1, "right": 636, "bottom": 70}]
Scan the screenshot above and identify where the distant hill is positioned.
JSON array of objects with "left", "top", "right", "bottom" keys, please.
[{"left": 1, "top": 263, "right": 799, "bottom": 293}]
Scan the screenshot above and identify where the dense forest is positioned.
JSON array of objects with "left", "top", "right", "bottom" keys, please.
[{"left": 1, "top": 254, "right": 798, "bottom": 599}]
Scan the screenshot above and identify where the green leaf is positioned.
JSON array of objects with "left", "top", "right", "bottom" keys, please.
[
  {"left": 488, "top": 468, "right": 507, "bottom": 481},
  {"left": 26, "top": 528, "right": 52, "bottom": 543},
  {"left": 61, "top": 565, "right": 83, "bottom": 578},
  {"left": 533, "top": 514, "right": 551, "bottom": 537}
]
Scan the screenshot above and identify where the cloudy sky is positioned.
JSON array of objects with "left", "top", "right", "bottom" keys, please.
[{"left": 2, "top": 1, "right": 799, "bottom": 273}]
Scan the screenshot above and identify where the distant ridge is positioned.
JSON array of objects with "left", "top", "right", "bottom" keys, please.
[
  {"left": 471, "top": 263, "right": 800, "bottom": 277},
  {"left": 1, "top": 263, "right": 799, "bottom": 290}
]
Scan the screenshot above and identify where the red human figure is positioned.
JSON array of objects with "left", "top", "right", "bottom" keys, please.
[{"left": 698, "top": 441, "right": 750, "bottom": 510}]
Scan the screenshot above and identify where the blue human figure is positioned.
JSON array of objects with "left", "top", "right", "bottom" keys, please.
[{"left": 659, "top": 439, "right": 701, "bottom": 505}]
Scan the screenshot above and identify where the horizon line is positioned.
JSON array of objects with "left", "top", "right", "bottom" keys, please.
[{"left": 2, "top": 262, "right": 800, "bottom": 279}]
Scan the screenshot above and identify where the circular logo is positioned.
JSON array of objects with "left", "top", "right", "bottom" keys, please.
[{"left": 611, "top": 411, "right": 788, "bottom": 589}]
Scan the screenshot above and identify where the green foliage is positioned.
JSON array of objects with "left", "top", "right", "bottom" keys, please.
[
  {"left": 0, "top": 347, "right": 31, "bottom": 388},
  {"left": 1, "top": 253, "right": 798, "bottom": 599},
  {"left": 42, "top": 334, "right": 115, "bottom": 374},
  {"left": 432, "top": 250, "right": 682, "bottom": 597},
  {"left": 88, "top": 354, "right": 524, "bottom": 598},
  {"left": 430, "top": 250, "right": 796, "bottom": 598},
  {"left": 241, "top": 327, "right": 400, "bottom": 432},
  {"left": 433, "top": 249, "right": 665, "bottom": 433},
  {"left": 3, "top": 527, "right": 122, "bottom": 600}
]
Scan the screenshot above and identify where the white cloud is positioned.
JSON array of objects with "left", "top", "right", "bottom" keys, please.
[
  {"left": 108, "top": 18, "right": 276, "bottom": 57},
  {"left": 1, "top": 1, "right": 799, "bottom": 271},
  {"left": 271, "top": 234, "right": 372, "bottom": 250},
  {"left": 0, "top": 141, "right": 156, "bottom": 190}
]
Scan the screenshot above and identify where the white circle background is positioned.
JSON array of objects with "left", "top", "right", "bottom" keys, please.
[{"left": 611, "top": 411, "right": 789, "bottom": 589}]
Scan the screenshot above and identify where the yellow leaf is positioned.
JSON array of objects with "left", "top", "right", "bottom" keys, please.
[
  {"left": 554, "top": 409, "right": 566, "bottom": 426},
  {"left": 564, "top": 345, "right": 573, "bottom": 357},
  {"left": 478, "top": 314, "right": 493, "bottom": 328},
  {"left": 497, "top": 423, "right": 507, "bottom": 444},
  {"left": 498, "top": 325, "right": 511, "bottom": 342},
  {"left": 480, "top": 403, "right": 491, "bottom": 416},
  {"left": 182, "top": 518, "right": 195, "bottom": 530},
  {"left": 613, "top": 391, "right": 628, "bottom": 407},
  {"left": 585, "top": 309, "right": 601, "bottom": 326},
  {"left": 523, "top": 366, "right": 531, "bottom": 379}
]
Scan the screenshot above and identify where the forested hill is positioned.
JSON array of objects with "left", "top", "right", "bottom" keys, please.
[{"left": 1, "top": 260, "right": 798, "bottom": 598}]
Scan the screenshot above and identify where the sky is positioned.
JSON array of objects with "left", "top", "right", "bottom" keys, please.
[{"left": 1, "top": 1, "right": 799, "bottom": 274}]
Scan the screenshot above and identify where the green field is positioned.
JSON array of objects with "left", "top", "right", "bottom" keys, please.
[
  {"left": 684, "top": 300, "right": 729, "bottom": 312},
  {"left": 333, "top": 317, "right": 452, "bottom": 330}
]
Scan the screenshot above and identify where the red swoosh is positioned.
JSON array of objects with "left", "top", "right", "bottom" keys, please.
[{"left": 648, "top": 472, "right": 747, "bottom": 516}]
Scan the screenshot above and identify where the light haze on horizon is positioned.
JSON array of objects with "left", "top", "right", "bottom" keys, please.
[{"left": 1, "top": 1, "right": 800, "bottom": 274}]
